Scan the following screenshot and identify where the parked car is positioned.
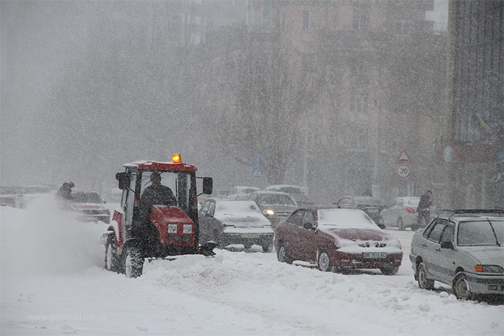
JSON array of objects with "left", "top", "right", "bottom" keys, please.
[
  {"left": 198, "top": 199, "right": 274, "bottom": 252},
  {"left": 410, "top": 209, "right": 504, "bottom": 300},
  {"left": 335, "top": 196, "right": 385, "bottom": 229},
  {"left": 0, "top": 185, "right": 57, "bottom": 208},
  {"left": 264, "top": 185, "right": 314, "bottom": 206},
  {"left": 227, "top": 186, "right": 260, "bottom": 200},
  {"left": 274, "top": 206, "right": 403, "bottom": 274},
  {"left": 381, "top": 197, "right": 438, "bottom": 231},
  {"left": 66, "top": 191, "right": 111, "bottom": 224},
  {"left": 247, "top": 191, "right": 298, "bottom": 227}
]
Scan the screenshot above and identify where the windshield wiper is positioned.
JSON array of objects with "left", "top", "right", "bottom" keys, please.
[{"left": 486, "top": 217, "right": 501, "bottom": 246}]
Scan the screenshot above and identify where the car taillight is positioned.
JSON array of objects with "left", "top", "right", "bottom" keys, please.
[{"left": 406, "top": 207, "right": 415, "bottom": 214}]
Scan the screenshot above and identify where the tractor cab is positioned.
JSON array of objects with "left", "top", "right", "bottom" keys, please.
[{"left": 103, "top": 154, "right": 214, "bottom": 277}]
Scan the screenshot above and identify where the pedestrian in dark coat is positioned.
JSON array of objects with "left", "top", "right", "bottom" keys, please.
[{"left": 416, "top": 190, "right": 432, "bottom": 228}]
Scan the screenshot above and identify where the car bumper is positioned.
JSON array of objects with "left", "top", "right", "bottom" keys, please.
[
  {"left": 331, "top": 251, "right": 403, "bottom": 269},
  {"left": 465, "top": 273, "right": 504, "bottom": 296},
  {"left": 220, "top": 232, "right": 274, "bottom": 246}
]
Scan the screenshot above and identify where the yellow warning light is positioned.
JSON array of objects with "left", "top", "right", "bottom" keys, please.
[{"left": 173, "top": 153, "right": 181, "bottom": 163}]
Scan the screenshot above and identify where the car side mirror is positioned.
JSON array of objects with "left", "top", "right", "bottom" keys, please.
[
  {"left": 303, "top": 222, "right": 315, "bottom": 230},
  {"left": 440, "top": 241, "right": 454, "bottom": 249}
]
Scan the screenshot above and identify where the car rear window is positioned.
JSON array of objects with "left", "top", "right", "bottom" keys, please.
[
  {"left": 406, "top": 199, "right": 420, "bottom": 206},
  {"left": 458, "top": 220, "right": 504, "bottom": 246}
]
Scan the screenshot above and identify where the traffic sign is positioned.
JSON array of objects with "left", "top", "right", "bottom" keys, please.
[
  {"left": 253, "top": 167, "right": 263, "bottom": 177},
  {"left": 395, "top": 149, "right": 412, "bottom": 164},
  {"left": 397, "top": 165, "right": 411, "bottom": 178},
  {"left": 253, "top": 155, "right": 263, "bottom": 167}
]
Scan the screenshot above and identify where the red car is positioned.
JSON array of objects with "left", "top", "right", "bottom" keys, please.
[{"left": 274, "top": 206, "right": 403, "bottom": 275}]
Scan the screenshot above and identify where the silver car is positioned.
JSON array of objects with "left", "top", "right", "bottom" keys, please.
[
  {"left": 381, "top": 197, "right": 437, "bottom": 230},
  {"left": 410, "top": 209, "right": 504, "bottom": 300}
]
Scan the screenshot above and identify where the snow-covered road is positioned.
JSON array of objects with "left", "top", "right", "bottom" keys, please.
[{"left": 1, "top": 196, "right": 503, "bottom": 335}]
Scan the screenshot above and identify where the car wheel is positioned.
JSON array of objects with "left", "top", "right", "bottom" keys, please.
[
  {"left": 243, "top": 242, "right": 252, "bottom": 250},
  {"left": 105, "top": 235, "right": 120, "bottom": 273},
  {"left": 124, "top": 246, "right": 144, "bottom": 278},
  {"left": 277, "top": 244, "right": 293, "bottom": 264},
  {"left": 397, "top": 218, "right": 405, "bottom": 231},
  {"left": 262, "top": 242, "right": 273, "bottom": 253},
  {"left": 317, "top": 249, "right": 331, "bottom": 272},
  {"left": 453, "top": 273, "right": 473, "bottom": 300},
  {"left": 417, "top": 262, "right": 434, "bottom": 290},
  {"left": 380, "top": 266, "right": 399, "bottom": 275}
]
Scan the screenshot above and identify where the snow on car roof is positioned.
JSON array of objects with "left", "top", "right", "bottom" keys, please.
[{"left": 215, "top": 200, "right": 261, "bottom": 214}]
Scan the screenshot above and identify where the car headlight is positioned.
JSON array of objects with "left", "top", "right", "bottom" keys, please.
[
  {"left": 168, "top": 224, "right": 177, "bottom": 234},
  {"left": 183, "top": 224, "right": 192, "bottom": 234},
  {"left": 474, "top": 265, "right": 504, "bottom": 274},
  {"left": 388, "top": 238, "right": 402, "bottom": 249},
  {"left": 264, "top": 209, "right": 275, "bottom": 216}
]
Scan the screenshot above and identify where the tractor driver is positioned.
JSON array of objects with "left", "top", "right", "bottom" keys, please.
[
  {"left": 134, "top": 172, "right": 177, "bottom": 245},
  {"left": 139, "top": 172, "right": 177, "bottom": 220}
]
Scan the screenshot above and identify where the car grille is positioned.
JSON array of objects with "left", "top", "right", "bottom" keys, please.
[
  {"left": 166, "top": 235, "right": 192, "bottom": 243},
  {"left": 357, "top": 241, "right": 387, "bottom": 248}
]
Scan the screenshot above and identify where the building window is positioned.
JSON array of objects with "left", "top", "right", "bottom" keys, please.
[
  {"left": 261, "top": 0, "right": 271, "bottom": 32},
  {"left": 353, "top": 7, "right": 369, "bottom": 31},
  {"left": 301, "top": 53, "right": 315, "bottom": 74},
  {"left": 303, "top": 11, "right": 316, "bottom": 32},
  {"left": 396, "top": 19, "right": 410, "bottom": 36},
  {"left": 345, "top": 124, "right": 368, "bottom": 149},
  {"left": 351, "top": 89, "right": 368, "bottom": 121}
]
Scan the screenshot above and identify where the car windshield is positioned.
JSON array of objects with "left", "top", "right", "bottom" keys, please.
[
  {"left": 317, "top": 209, "right": 378, "bottom": 229},
  {"left": 72, "top": 192, "right": 102, "bottom": 203},
  {"left": 457, "top": 220, "right": 504, "bottom": 246},
  {"left": 260, "top": 194, "right": 296, "bottom": 206}
]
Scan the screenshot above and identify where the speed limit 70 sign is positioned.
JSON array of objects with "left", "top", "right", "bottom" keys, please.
[{"left": 397, "top": 165, "right": 411, "bottom": 178}]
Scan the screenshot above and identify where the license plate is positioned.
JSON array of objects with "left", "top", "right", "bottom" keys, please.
[
  {"left": 366, "top": 208, "right": 379, "bottom": 213},
  {"left": 241, "top": 233, "right": 260, "bottom": 239},
  {"left": 362, "top": 252, "right": 387, "bottom": 259}
]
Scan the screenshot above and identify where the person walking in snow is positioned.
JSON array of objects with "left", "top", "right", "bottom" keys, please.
[{"left": 416, "top": 190, "right": 432, "bottom": 229}]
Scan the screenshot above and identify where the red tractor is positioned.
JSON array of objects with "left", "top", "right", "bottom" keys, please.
[{"left": 102, "top": 154, "right": 215, "bottom": 277}]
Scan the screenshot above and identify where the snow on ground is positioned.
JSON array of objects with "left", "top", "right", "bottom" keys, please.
[{"left": 1, "top": 195, "right": 503, "bottom": 336}]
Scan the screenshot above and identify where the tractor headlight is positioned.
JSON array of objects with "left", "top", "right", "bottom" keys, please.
[
  {"left": 168, "top": 224, "right": 177, "bottom": 234},
  {"left": 183, "top": 224, "right": 192, "bottom": 234}
]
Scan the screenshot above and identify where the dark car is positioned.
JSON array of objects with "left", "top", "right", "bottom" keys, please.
[
  {"left": 199, "top": 199, "right": 274, "bottom": 252},
  {"left": 66, "top": 191, "right": 111, "bottom": 224},
  {"left": 247, "top": 191, "right": 298, "bottom": 228},
  {"left": 264, "top": 185, "right": 314, "bottom": 206},
  {"left": 335, "top": 196, "right": 385, "bottom": 229},
  {"left": 274, "top": 206, "right": 403, "bottom": 275}
]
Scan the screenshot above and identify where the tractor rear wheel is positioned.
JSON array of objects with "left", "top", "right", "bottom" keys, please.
[{"left": 124, "top": 246, "right": 144, "bottom": 278}]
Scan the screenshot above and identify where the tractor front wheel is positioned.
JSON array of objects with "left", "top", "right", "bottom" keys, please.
[{"left": 124, "top": 246, "right": 144, "bottom": 278}]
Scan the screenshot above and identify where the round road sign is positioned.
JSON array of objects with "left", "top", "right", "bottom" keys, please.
[{"left": 397, "top": 165, "right": 411, "bottom": 178}]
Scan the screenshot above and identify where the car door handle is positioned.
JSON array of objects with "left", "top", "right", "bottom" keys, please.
[
  {"left": 421, "top": 243, "right": 427, "bottom": 247},
  {"left": 435, "top": 248, "right": 441, "bottom": 252}
]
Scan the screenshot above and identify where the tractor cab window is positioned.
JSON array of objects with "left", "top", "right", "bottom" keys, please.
[{"left": 139, "top": 171, "right": 192, "bottom": 212}]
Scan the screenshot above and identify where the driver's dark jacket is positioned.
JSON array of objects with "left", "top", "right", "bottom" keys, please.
[
  {"left": 139, "top": 184, "right": 177, "bottom": 219},
  {"left": 135, "top": 184, "right": 177, "bottom": 241}
]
